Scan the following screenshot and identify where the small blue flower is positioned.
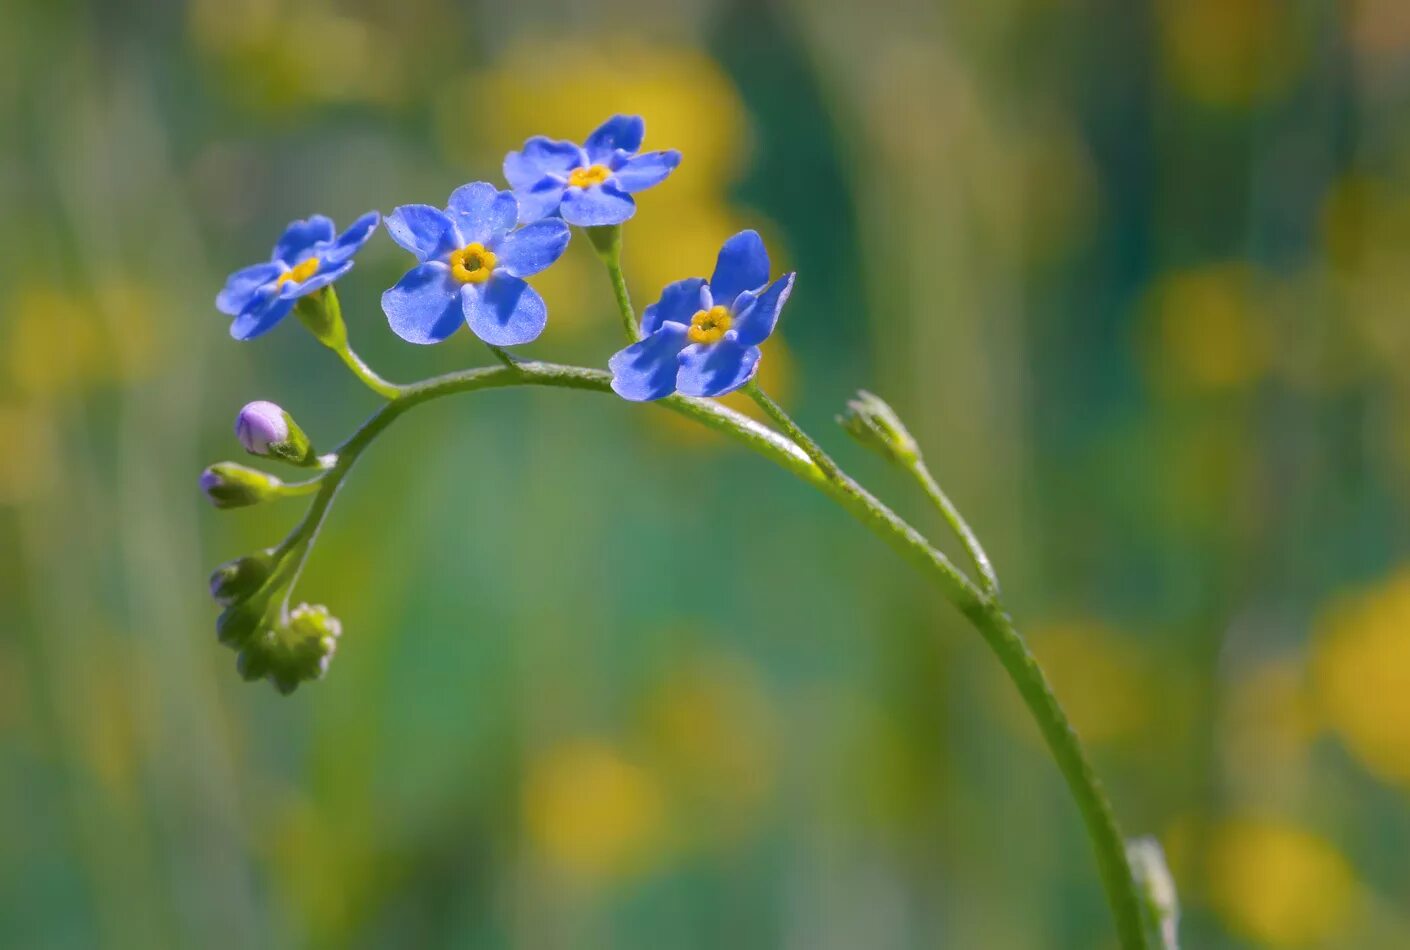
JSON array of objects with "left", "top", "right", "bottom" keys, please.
[
  {"left": 216, "top": 212, "right": 379, "bottom": 340},
  {"left": 381, "top": 183, "right": 570, "bottom": 346},
  {"left": 609, "top": 231, "right": 794, "bottom": 401},
  {"left": 504, "top": 115, "right": 682, "bottom": 227}
]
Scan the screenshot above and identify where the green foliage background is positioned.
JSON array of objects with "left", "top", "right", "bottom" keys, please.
[{"left": 3, "top": 0, "right": 1409, "bottom": 947}]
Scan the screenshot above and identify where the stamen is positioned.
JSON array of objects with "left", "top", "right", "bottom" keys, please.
[
  {"left": 567, "top": 164, "right": 612, "bottom": 189},
  {"left": 276, "top": 257, "right": 320, "bottom": 287},
  {"left": 688, "top": 305, "right": 733, "bottom": 345},
  {"left": 450, "top": 242, "right": 497, "bottom": 284}
]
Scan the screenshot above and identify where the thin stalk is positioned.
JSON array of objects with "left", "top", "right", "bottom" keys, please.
[
  {"left": 333, "top": 344, "right": 402, "bottom": 400},
  {"left": 911, "top": 457, "right": 1000, "bottom": 596},
  {"left": 275, "top": 358, "right": 1145, "bottom": 947},
  {"left": 589, "top": 225, "right": 638, "bottom": 340}
]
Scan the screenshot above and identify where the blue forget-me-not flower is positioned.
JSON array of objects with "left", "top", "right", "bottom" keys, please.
[
  {"left": 381, "top": 183, "right": 571, "bottom": 346},
  {"left": 504, "top": 115, "right": 681, "bottom": 227},
  {"left": 609, "top": 231, "right": 794, "bottom": 401},
  {"left": 216, "top": 213, "right": 380, "bottom": 340}
]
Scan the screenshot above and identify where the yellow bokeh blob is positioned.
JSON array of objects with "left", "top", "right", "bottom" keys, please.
[
  {"left": 641, "top": 653, "right": 777, "bottom": 838},
  {"left": 1208, "top": 818, "right": 1356, "bottom": 947},
  {"left": 442, "top": 38, "right": 746, "bottom": 200},
  {"left": 1313, "top": 568, "right": 1410, "bottom": 787},
  {"left": 523, "top": 739, "right": 665, "bottom": 879},
  {"left": 1142, "top": 263, "right": 1271, "bottom": 392},
  {"left": 1017, "top": 620, "right": 1152, "bottom": 747},
  {"left": 1157, "top": 0, "right": 1304, "bottom": 108}
]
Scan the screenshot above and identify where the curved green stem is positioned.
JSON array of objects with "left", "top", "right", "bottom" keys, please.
[
  {"left": 910, "top": 457, "right": 1000, "bottom": 596},
  {"left": 277, "top": 358, "right": 1145, "bottom": 947},
  {"left": 333, "top": 344, "right": 402, "bottom": 400},
  {"left": 588, "top": 225, "right": 638, "bottom": 340}
]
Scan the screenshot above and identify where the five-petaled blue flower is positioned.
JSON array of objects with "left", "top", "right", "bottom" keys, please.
[
  {"left": 381, "top": 183, "right": 571, "bottom": 346},
  {"left": 216, "top": 213, "right": 380, "bottom": 340},
  {"left": 504, "top": 115, "right": 681, "bottom": 227},
  {"left": 609, "top": 231, "right": 794, "bottom": 401}
]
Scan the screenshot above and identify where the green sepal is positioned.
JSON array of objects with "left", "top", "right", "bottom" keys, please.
[
  {"left": 584, "top": 224, "right": 622, "bottom": 262},
  {"left": 295, "top": 286, "right": 348, "bottom": 350},
  {"left": 216, "top": 596, "right": 270, "bottom": 649},
  {"left": 209, "top": 550, "right": 275, "bottom": 607},
  {"left": 200, "top": 461, "right": 283, "bottom": 510}
]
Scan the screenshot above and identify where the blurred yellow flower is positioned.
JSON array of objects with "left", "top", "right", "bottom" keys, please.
[
  {"left": 188, "top": 0, "right": 404, "bottom": 113},
  {"left": 1208, "top": 818, "right": 1356, "bottom": 947},
  {"left": 1313, "top": 568, "right": 1410, "bottom": 787},
  {"left": 0, "top": 403, "right": 54, "bottom": 506},
  {"left": 1017, "top": 620, "right": 1152, "bottom": 747},
  {"left": 440, "top": 38, "right": 746, "bottom": 201},
  {"left": 1142, "top": 263, "right": 1272, "bottom": 392},
  {"left": 4, "top": 282, "right": 160, "bottom": 399},
  {"left": 1221, "top": 656, "right": 1316, "bottom": 802},
  {"left": 1157, "top": 0, "right": 1304, "bottom": 107},
  {"left": 641, "top": 653, "right": 777, "bottom": 840},
  {"left": 523, "top": 739, "right": 664, "bottom": 879}
]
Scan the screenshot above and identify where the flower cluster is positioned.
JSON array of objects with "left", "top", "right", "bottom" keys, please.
[{"left": 206, "top": 114, "right": 798, "bottom": 692}]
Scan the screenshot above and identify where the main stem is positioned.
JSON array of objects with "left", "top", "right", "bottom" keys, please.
[{"left": 288, "top": 360, "right": 1146, "bottom": 947}]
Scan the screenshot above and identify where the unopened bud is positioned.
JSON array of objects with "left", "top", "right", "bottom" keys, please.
[
  {"left": 235, "top": 401, "right": 315, "bottom": 466},
  {"left": 216, "top": 596, "right": 269, "bottom": 649},
  {"left": 837, "top": 390, "right": 920, "bottom": 467},
  {"left": 208, "top": 551, "right": 275, "bottom": 606},
  {"left": 200, "top": 462, "right": 283, "bottom": 509}
]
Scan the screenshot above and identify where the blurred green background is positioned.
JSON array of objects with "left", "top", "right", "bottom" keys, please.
[{"left": 4, "top": 0, "right": 1410, "bottom": 946}]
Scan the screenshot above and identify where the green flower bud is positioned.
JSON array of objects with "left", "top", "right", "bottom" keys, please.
[
  {"left": 208, "top": 550, "right": 275, "bottom": 607},
  {"left": 199, "top": 462, "right": 283, "bottom": 509},
  {"left": 216, "top": 596, "right": 270, "bottom": 649},
  {"left": 240, "top": 603, "right": 343, "bottom": 695},
  {"left": 1127, "top": 836, "right": 1179, "bottom": 949},
  {"left": 236, "top": 401, "right": 316, "bottom": 466},
  {"left": 294, "top": 286, "right": 347, "bottom": 349},
  {"left": 837, "top": 390, "right": 920, "bottom": 467}
]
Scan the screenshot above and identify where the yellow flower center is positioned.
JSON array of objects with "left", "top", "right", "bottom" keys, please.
[
  {"left": 567, "top": 164, "right": 612, "bottom": 189},
  {"left": 688, "top": 305, "right": 732, "bottom": 345},
  {"left": 276, "top": 257, "right": 320, "bottom": 287},
  {"left": 449, "top": 242, "right": 497, "bottom": 283}
]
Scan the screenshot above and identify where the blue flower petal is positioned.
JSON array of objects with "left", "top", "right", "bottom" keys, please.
[
  {"left": 322, "top": 211, "right": 380, "bottom": 264},
  {"left": 504, "top": 136, "right": 585, "bottom": 191},
  {"left": 446, "top": 182, "right": 519, "bottom": 246},
  {"left": 272, "top": 215, "right": 335, "bottom": 265},
  {"left": 584, "top": 115, "right": 645, "bottom": 164},
  {"left": 613, "top": 150, "right": 682, "bottom": 193},
  {"left": 216, "top": 262, "right": 282, "bottom": 316},
  {"left": 640, "top": 277, "right": 708, "bottom": 336},
  {"left": 462, "top": 274, "right": 547, "bottom": 346},
  {"left": 559, "top": 182, "right": 636, "bottom": 227},
  {"left": 277, "top": 260, "right": 353, "bottom": 299},
  {"left": 675, "top": 338, "right": 761, "bottom": 398},
  {"left": 710, "top": 230, "right": 770, "bottom": 306},
  {"left": 495, "top": 220, "right": 571, "bottom": 278},
  {"left": 229, "top": 291, "right": 296, "bottom": 341},
  {"left": 381, "top": 262, "right": 463, "bottom": 344},
  {"left": 513, "top": 179, "right": 567, "bottom": 224},
  {"left": 608, "top": 323, "right": 690, "bottom": 402},
  {"left": 386, "top": 205, "right": 460, "bottom": 262},
  {"left": 730, "top": 273, "right": 794, "bottom": 347}
]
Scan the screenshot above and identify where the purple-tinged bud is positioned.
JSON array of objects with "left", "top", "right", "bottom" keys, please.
[
  {"left": 235, "top": 401, "right": 315, "bottom": 466},
  {"left": 200, "top": 461, "right": 283, "bottom": 509}
]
